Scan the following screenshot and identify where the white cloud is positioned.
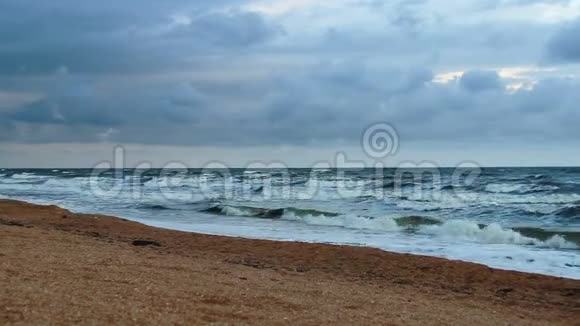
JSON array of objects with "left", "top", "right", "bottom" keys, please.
[
  {"left": 433, "top": 71, "right": 464, "bottom": 84},
  {"left": 243, "top": 0, "right": 325, "bottom": 15}
]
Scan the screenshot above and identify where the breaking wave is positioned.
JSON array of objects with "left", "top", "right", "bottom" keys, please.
[
  {"left": 421, "top": 221, "right": 578, "bottom": 249},
  {"left": 203, "top": 205, "right": 286, "bottom": 219},
  {"left": 10, "top": 173, "right": 38, "bottom": 179},
  {"left": 198, "top": 204, "right": 579, "bottom": 249},
  {"left": 484, "top": 183, "right": 559, "bottom": 194}
]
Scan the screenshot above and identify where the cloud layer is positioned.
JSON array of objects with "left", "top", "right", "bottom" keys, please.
[{"left": 1, "top": 0, "right": 580, "bottom": 158}]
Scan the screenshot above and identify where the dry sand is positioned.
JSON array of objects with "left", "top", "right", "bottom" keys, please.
[{"left": 0, "top": 199, "right": 579, "bottom": 325}]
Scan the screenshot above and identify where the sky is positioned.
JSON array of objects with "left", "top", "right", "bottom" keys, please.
[{"left": 1, "top": 0, "right": 580, "bottom": 168}]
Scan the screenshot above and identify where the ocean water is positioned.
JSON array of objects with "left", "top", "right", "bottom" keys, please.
[{"left": 1, "top": 167, "right": 580, "bottom": 279}]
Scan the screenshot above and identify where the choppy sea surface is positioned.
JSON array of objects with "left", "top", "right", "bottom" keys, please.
[{"left": 1, "top": 167, "right": 580, "bottom": 279}]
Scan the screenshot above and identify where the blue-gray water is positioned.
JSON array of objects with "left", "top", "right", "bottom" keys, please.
[{"left": 1, "top": 167, "right": 580, "bottom": 279}]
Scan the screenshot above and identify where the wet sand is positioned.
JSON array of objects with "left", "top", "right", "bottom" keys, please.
[{"left": 0, "top": 199, "right": 579, "bottom": 325}]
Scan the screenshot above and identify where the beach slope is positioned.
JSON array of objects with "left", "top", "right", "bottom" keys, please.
[{"left": 0, "top": 199, "right": 579, "bottom": 325}]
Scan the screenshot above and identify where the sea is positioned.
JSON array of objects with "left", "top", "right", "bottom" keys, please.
[{"left": 1, "top": 167, "right": 580, "bottom": 280}]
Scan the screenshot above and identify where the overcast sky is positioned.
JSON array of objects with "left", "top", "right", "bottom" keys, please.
[{"left": 1, "top": 0, "right": 580, "bottom": 168}]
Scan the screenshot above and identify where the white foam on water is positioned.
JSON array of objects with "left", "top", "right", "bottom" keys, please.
[
  {"left": 395, "top": 198, "right": 467, "bottom": 211},
  {"left": 144, "top": 176, "right": 199, "bottom": 188},
  {"left": 516, "top": 203, "right": 560, "bottom": 215},
  {"left": 220, "top": 205, "right": 256, "bottom": 217},
  {"left": 478, "top": 192, "right": 580, "bottom": 205},
  {"left": 45, "top": 176, "right": 88, "bottom": 186},
  {"left": 210, "top": 205, "right": 577, "bottom": 250},
  {"left": 393, "top": 190, "right": 580, "bottom": 212},
  {"left": 294, "top": 179, "right": 375, "bottom": 201},
  {"left": 420, "top": 220, "right": 578, "bottom": 249},
  {"left": 485, "top": 183, "right": 560, "bottom": 194},
  {"left": 485, "top": 183, "right": 528, "bottom": 193},
  {"left": 11, "top": 173, "right": 38, "bottom": 179},
  {"left": 282, "top": 212, "right": 401, "bottom": 232},
  {"left": 0, "top": 176, "right": 50, "bottom": 186}
]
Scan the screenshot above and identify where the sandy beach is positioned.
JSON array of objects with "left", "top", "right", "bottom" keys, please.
[{"left": 0, "top": 199, "right": 579, "bottom": 325}]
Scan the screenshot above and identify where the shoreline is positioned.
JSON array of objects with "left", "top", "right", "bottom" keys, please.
[{"left": 1, "top": 199, "right": 579, "bottom": 324}]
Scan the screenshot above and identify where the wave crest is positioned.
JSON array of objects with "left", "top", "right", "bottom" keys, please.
[{"left": 421, "top": 221, "right": 578, "bottom": 249}]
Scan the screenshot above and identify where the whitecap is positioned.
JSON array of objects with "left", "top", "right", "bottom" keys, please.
[
  {"left": 282, "top": 212, "right": 401, "bottom": 232},
  {"left": 421, "top": 220, "right": 578, "bottom": 250}
]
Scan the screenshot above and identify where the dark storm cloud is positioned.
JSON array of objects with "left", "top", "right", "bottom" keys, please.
[
  {"left": 546, "top": 18, "right": 580, "bottom": 63},
  {"left": 3, "top": 60, "right": 580, "bottom": 146},
  {"left": 0, "top": 79, "right": 209, "bottom": 143},
  {"left": 6, "top": 80, "right": 205, "bottom": 127},
  {"left": 169, "top": 11, "right": 281, "bottom": 47},
  {"left": 251, "top": 64, "right": 580, "bottom": 144},
  {"left": 460, "top": 70, "right": 503, "bottom": 92},
  {"left": 0, "top": 0, "right": 279, "bottom": 75},
  {"left": 328, "top": 1, "right": 557, "bottom": 69}
]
